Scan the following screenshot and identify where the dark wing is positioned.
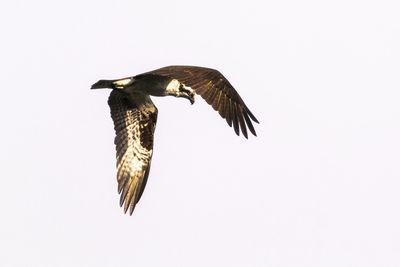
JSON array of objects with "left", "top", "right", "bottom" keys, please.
[
  {"left": 145, "top": 65, "right": 259, "bottom": 138},
  {"left": 108, "top": 90, "right": 158, "bottom": 215}
]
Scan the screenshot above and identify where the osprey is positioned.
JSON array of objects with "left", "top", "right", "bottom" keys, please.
[{"left": 91, "top": 66, "right": 259, "bottom": 215}]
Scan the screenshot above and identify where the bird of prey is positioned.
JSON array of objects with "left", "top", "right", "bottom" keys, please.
[{"left": 91, "top": 66, "right": 259, "bottom": 215}]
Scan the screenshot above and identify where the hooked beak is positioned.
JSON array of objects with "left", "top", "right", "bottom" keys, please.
[
  {"left": 179, "top": 85, "right": 195, "bottom": 105},
  {"left": 183, "top": 93, "right": 195, "bottom": 105}
]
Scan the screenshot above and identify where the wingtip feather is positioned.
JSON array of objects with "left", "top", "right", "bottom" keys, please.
[{"left": 243, "top": 112, "right": 257, "bottom": 137}]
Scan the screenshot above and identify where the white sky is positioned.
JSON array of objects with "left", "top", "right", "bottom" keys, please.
[{"left": 1, "top": 0, "right": 400, "bottom": 266}]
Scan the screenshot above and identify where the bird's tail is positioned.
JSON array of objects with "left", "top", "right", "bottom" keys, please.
[{"left": 91, "top": 80, "right": 115, "bottom": 89}]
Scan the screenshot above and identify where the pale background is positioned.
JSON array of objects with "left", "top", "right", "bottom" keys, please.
[{"left": 1, "top": 0, "right": 399, "bottom": 266}]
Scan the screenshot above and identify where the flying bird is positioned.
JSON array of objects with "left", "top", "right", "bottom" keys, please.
[{"left": 91, "top": 66, "right": 259, "bottom": 215}]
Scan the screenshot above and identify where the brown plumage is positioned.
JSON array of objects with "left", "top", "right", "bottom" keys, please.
[
  {"left": 145, "top": 66, "right": 259, "bottom": 138},
  {"left": 108, "top": 90, "right": 157, "bottom": 214},
  {"left": 92, "top": 65, "right": 258, "bottom": 215}
]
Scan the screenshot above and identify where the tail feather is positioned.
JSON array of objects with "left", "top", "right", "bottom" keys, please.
[{"left": 91, "top": 80, "right": 115, "bottom": 89}]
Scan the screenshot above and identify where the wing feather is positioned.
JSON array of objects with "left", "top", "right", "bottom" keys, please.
[
  {"left": 145, "top": 66, "right": 258, "bottom": 137},
  {"left": 237, "top": 105, "right": 248, "bottom": 139},
  {"left": 225, "top": 97, "right": 233, "bottom": 127},
  {"left": 108, "top": 90, "right": 158, "bottom": 215},
  {"left": 231, "top": 101, "right": 240, "bottom": 136},
  {"left": 243, "top": 111, "right": 256, "bottom": 136},
  {"left": 212, "top": 90, "right": 223, "bottom": 110},
  {"left": 218, "top": 94, "right": 226, "bottom": 118}
]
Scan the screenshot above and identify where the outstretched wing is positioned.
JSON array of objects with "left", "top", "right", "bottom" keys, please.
[
  {"left": 145, "top": 65, "right": 259, "bottom": 138},
  {"left": 108, "top": 90, "right": 158, "bottom": 215}
]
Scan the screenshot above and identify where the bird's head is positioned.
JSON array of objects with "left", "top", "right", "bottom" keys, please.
[
  {"left": 178, "top": 84, "right": 195, "bottom": 105},
  {"left": 165, "top": 79, "right": 195, "bottom": 104},
  {"left": 91, "top": 78, "right": 134, "bottom": 90}
]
